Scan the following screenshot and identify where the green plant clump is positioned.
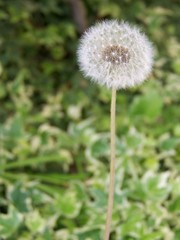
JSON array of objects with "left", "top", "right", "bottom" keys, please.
[{"left": 0, "top": 0, "right": 180, "bottom": 239}]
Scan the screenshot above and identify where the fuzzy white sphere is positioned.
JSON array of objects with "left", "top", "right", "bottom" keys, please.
[{"left": 77, "top": 20, "right": 154, "bottom": 89}]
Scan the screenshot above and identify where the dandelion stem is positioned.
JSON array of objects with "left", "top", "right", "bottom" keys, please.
[{"left": 104, "top": 87, "right": 116, "bottom": 240}]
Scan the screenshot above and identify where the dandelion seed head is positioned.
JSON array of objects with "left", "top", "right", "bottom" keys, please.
[{"left": 77, "top": 20, "right": 154, "bottom": 89}]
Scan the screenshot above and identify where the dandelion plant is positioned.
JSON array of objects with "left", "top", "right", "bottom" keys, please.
[{"left": 77, "top": 20, "right": 153, "bottom": 240}]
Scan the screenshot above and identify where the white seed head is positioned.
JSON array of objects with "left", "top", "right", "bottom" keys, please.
[{"left": 77, "top": 20, "right": 154, "bottom": 89}]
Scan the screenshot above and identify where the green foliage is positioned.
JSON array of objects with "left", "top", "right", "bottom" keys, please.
[
  {"left": 130, "top": 91, "right": 163, "bottom": 121},
  {"left": 0, "top": 0, "right": 180, "bottom": 239}
]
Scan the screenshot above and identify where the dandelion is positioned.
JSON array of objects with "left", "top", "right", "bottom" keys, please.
[
  {"left": 77, "top": 20, "right": 153, "bottom": 89},
  {"left": 77, "top": 20, "right": 153, "bottom": 240}
]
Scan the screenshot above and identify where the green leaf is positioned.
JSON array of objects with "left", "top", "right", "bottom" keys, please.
[
  {"left": 91, "top": 137, "right": 109, "bottom": 158},
  {"left": 1, "top": 155, "right": 68, "bottom": 170},
  {"left": 76, "top": 228, "right": 101, "bottom": 240},
  {"left": 1, "top": 172, "right": 85, "bottom": 185},
  {"left": 129, "top": 172, "right": 171, "bottom": 202},
  {"left": 172, "top": 59, "right": 180, "bottom": 74},
  {"left": 169, "top": 197, "right": 180, "bottom": 212},
  {"left": 174, "top": 229, "right": 180, "bottom": 240},
  {"left": 90, "top": 188, "right": 107, "bottom": 208},
  {"left": 130, "top": 91, "right": 163, "bottom": 121},
  {"left": 55, "top": 190, "right": 81, "bottom": 218},
  {"left": 25, "top": 210, "right": 45, "bottom": 233},
  {"left": 0, "top": 205, "right": 22, "bottom": 238},
  {"left": 142, "top": 232, "right": 163, "bottom": 240},
  {"left": 9, "top": 182, "right": 31, "bottom": 212},
  {"left": 159, "top": 137, "right": 180, "bottom": 150}
]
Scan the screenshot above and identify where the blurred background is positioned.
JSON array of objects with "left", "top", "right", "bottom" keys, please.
[{"left": 0, "top": 0, "right": 180, "bottom": 239}]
